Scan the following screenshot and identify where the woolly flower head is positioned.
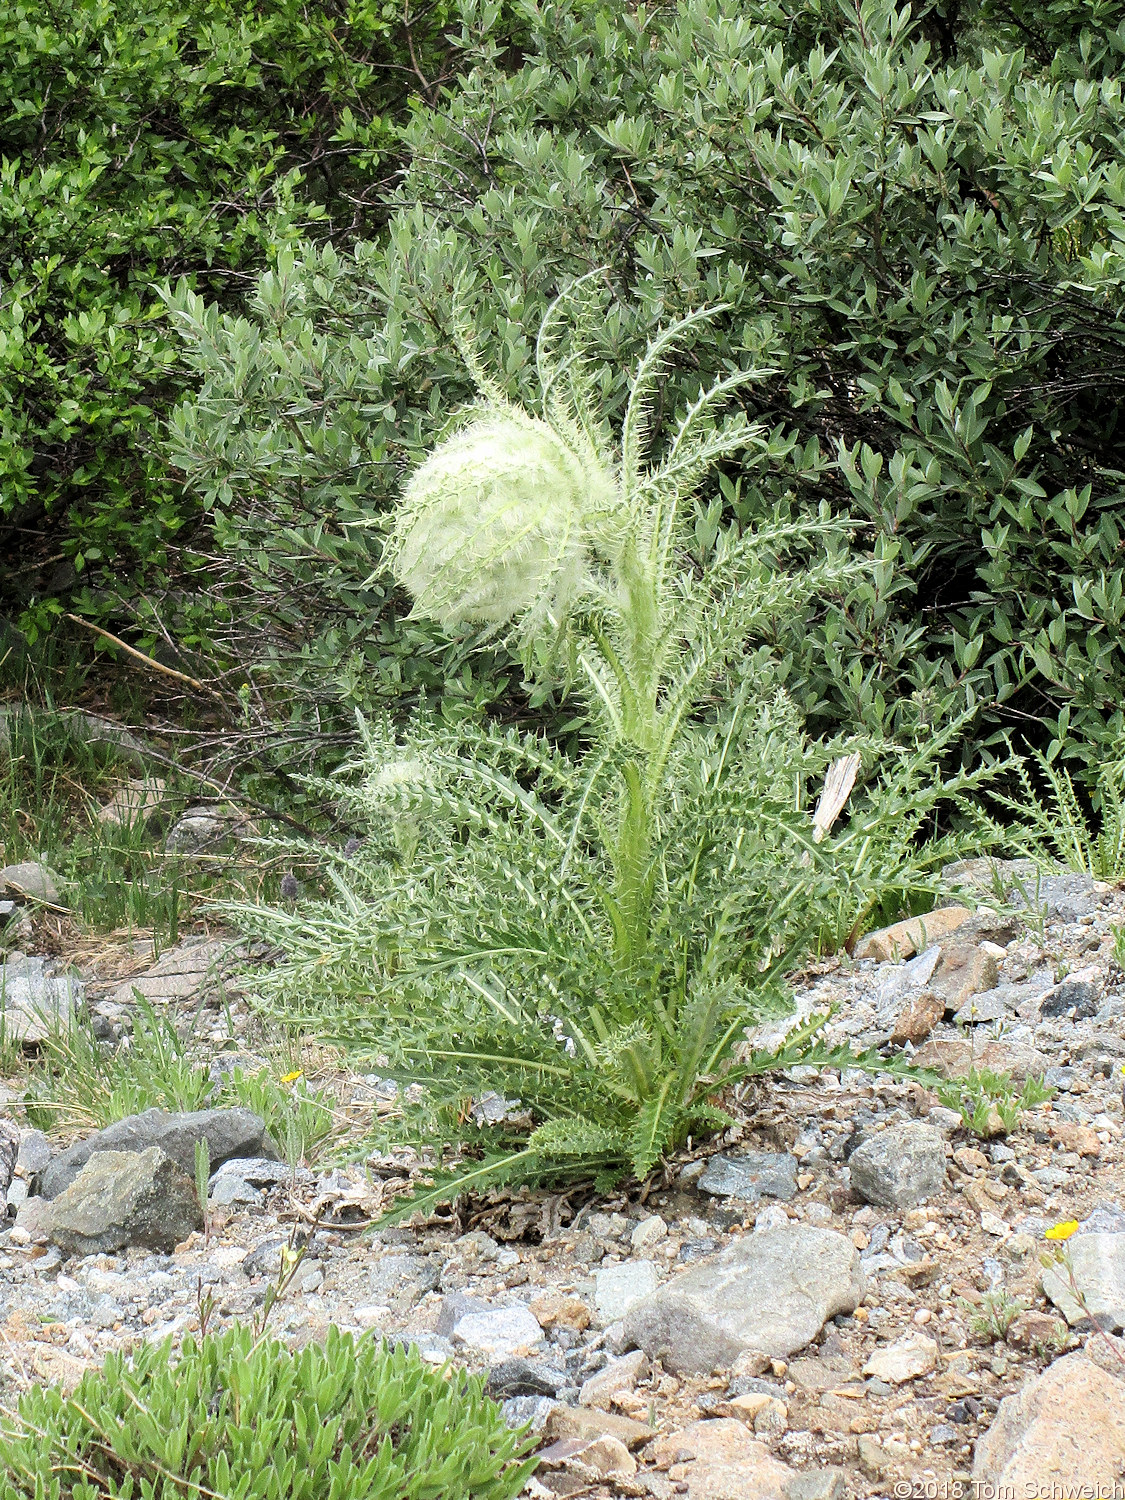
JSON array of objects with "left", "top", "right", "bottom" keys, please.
[{"left": 389, "top": 412, "right": 615, "bottom": 631}]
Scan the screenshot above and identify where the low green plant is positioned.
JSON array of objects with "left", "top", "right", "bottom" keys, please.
[
  {"left": 228, "top": 287, "right": 994, "bottom": 1218},
  {"left": 986, "top": 750, "right": 1125, "bottom": 881},
  {"left": 0, "top": 1325, "right": 535, "bottom": 1500},
  {"left": 964, "top": 1288, "right": 1027, "bottom": 1342},
  {"left": 222, "top": 1067, "right": 339, "bottom": 1165},
  {"left": 938, "top": 1067, "right": 1054, "bottom": 1139}
]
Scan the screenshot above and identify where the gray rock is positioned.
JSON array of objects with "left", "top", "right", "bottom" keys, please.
[
  {"left": 873, "top": 946, "right": 943, "bottom": 1013},
  {"left": 622, "top": 1225, "right": 865, "bottom": 1374},
  {"left": 365, "top": 1252, "right": 440, "bottom": 1310},
  {"left": 0, "top": 1118, "right": 19, "bottom": 1195},
  {"left": 40, "top": 1107, "right": 279, "bottom": 1200},
  {"left": 698, "top": 1151, "right": 797, "bottom": 1203},
  {"left": 595, "top": 1260, "right": 659, "bottom": 1323},
  {"left": 165, "top": 805, "right": 251, "bottom": 855},
  {"left": 0, "top": 862, "right": 62, "bottom": 906},
  {"left": 242, "top": 1237, "right": 287, "bottom": 1278},
  {"left": 972, "top": 1352, "right": 1125, "bottom": 1485},
  {"left": 437, "top": 1292, "right": 489, "bottom": 1337},
  {"left": 486, "top": 1357, "right": 567, "bottom": 1399},
  {"left": 1040, "top": 978, "right": 1100, "bottom": 1020},
  {"left": 1078, "top": 1205, "right": 1125, "bottom": 1237},
  {"left": 111, "top": 937, "right": 238, "bottom": 1008},
  {"left": 1041, "top": 1233, "right": 1125, "bottom": 1330},
  {"left": 17, "top": 1129, "right": 54, "bottom": 1178},
  {"left": 0, "top": 957, "right": 81, "bottom": 1043},
  {"left": 849, "top": 1122, "right": 946, "bottom": 1209},
  {"left": 452, "top": 1303, "right": 544, "bottom": 1357},
  {"left": 1010, "top": 870, "right": 1103, "bottom": 922},
  {"left": 787, "top": 1470, "right": 846, "bottom": 1500},
  {"left": 952, "top": 988, "right": 1020, "bottom": 1026},
  {"left": 42, "top": 1148, "right": 203, "bottom": 1254},
  {"left": 502, "top": 1395, "right": 557, "bottom": 1432},
  {"left": 207, "top": 1156, "right": 300, "bottom": 1205}
]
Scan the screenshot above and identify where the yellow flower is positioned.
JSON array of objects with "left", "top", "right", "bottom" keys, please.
[
  {"left": 280, "top": 1070, "right": 303, "bottom": 1085},
  {"left": 1044, "top": 1221, "right": 1079, "bottom": 1241}
]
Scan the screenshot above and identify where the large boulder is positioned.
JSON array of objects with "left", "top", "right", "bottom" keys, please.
[
  {"left": 42, "top": 1148, "right": 204, "bottom": 1255},
  {"left": 622, "top": 1226, "right": 865, "bottom": 1374},
  {"left": 972, "top": 1352, "right": 1125, "bottom": 1487},
  {"left": 40, "top": 1107, "right": 279, "bottom": 1200},
  {"left": 848, "top": 1121, "right": 946, "bottom": 1209}
]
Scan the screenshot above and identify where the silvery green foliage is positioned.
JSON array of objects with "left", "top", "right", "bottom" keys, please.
[{"left": 228, "top": 288, "right": 996, "bottom": 1214}]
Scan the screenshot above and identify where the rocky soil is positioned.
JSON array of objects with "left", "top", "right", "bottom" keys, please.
[{"left": 2, "top": 856, "right": 1125, "bottom": 1497}]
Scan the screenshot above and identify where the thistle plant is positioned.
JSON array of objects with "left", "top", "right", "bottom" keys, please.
[{"left": 228, "top": 280, "right": 992, "bottom": 1216}]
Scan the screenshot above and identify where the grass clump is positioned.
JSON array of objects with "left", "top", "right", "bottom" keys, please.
[
  {"left": 21, "top": 1002, "right": 337, "bottom": 1163},
  {"left": 0, "top": 1325, "right": 535, "bottom": 1500},
  {"left": 227, "top": 285, "right": 994, "bottom": 1216}
]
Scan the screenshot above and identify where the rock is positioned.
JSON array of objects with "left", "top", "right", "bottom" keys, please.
[
  {"left": 1041, "top": 976, "right": 1100, "bottom": 1020},
  {"left": 579, "top": 1350, "right": 649, "bottom": 1409},
  {"left": 366, "top": 1253, "right": 440, "bottom": 1310},
  {"left": 111, "top": 937, "right": 238, "bottom": 1008},
  {"left": 1013, "top": 872, "right": 1104, "bottom": 923},
  {"left": 854, "top": 907, "right": 970, "bottom": 962},
  {"left": 16, "top": 1129, "right": 53, "bottom": 1178},
  {"left": 631, "top": 1214, "right": 668, "bottom": 1251},
  {"left": 873, "top": 946, "right": 943, "bottom": 1011},
  {"left": 1041, "top": 1234, "right": 1125, "bottom": 1330},
  {"left": 539, "top": 1432, "right": 637, "bottom": 1479},
  {"left": 622, "top": 1226, "right": 865, "bottom": 1374},
  {"left": 595, "top": 1260, "right": 658, "bottom": 1323},
  {"left": 42, "top": 1148, "right": 203, "bottom": 1254},
  {"left": 786, "top": 1470, "right": 846, "bottom": 1500},
  {"left": 501, "top": 1395, "right": 556, "bottom": 1433},
  {"left": 848, "top": 1123, "right": 946, "bottom": 1209},
  {"left": 0, "top": 862, "right": 62, "bottom": 905},
  {"left": 952, "top": 989, "right": 1017, "bottom": 1026},
  {"left": 0, "top": 1118, "right": 19, "bottom": 1195},
  {"left": 544, "top": 1404, "right": 655, "bottom": 1450},
  {"left": 529, "top": 1293, "right": 590, "bottom": 1332},
  {"left": 98, "top": 778, "right": 167, "bottom": 828},
  {"left": 912, "top": 1038, "right": 1051, "bottom": 1081},
  {"left": 930, "top": 944, "right": 1000, "bottom": 1010},
  {"left": 649, "top": 1420, "right": 796, "bottom": 1500},
  {"left": 207, "top": 1156, "right": 298, "bottom": 1205},
  {"left": 165, "top": 805, "right": 251, "bottom": 855},
  {"left": 0, "top": 957, "right": 81, "bottom": 1043},
  {"left": 452, "top": 1303, "right": 544, "bottom": 1357},
  {"left": 40, "top": 1107, "right": 279, "bottom": 1200},
  {"left": 1006, "top": 1310, "right": 1067, "bottom": 1351},
  {"left": 862, "top": 1332, "right": 937, "bottom": 1384},
  {"left": 486, "top": 1357, "right": 567, "bottom": 1399},
  {"left": 698, "top": 1152, "right": 797, "bottom": 1202},
  {"left": 972, "top": 1353, "right": 1125, "bottom": 1487},
  {"left": 890, "top": 990, "right": 945, "bottom": 1045}
]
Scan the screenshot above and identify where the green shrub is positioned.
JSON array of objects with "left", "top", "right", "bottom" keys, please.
[
  {"left": 167, "top": 0, "right": 1125, "bottom": 766},
  {"left": 0, "top": 1325, "right": 535, "bottom": 1500},
  {"left": 225, "top": 292, "right": 992, "bottom": 1215},
  {"left": 0, "top": 0, "right": 447, "bottom": 634}
]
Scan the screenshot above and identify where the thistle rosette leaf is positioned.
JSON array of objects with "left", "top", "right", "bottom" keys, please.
[{"left": 388, "top": 410, "right": 616, "bottom": 633}]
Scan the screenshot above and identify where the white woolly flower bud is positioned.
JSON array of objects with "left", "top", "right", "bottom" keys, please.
[{"left": 389, "top": 413, "right": 613, "bottom": 629}]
